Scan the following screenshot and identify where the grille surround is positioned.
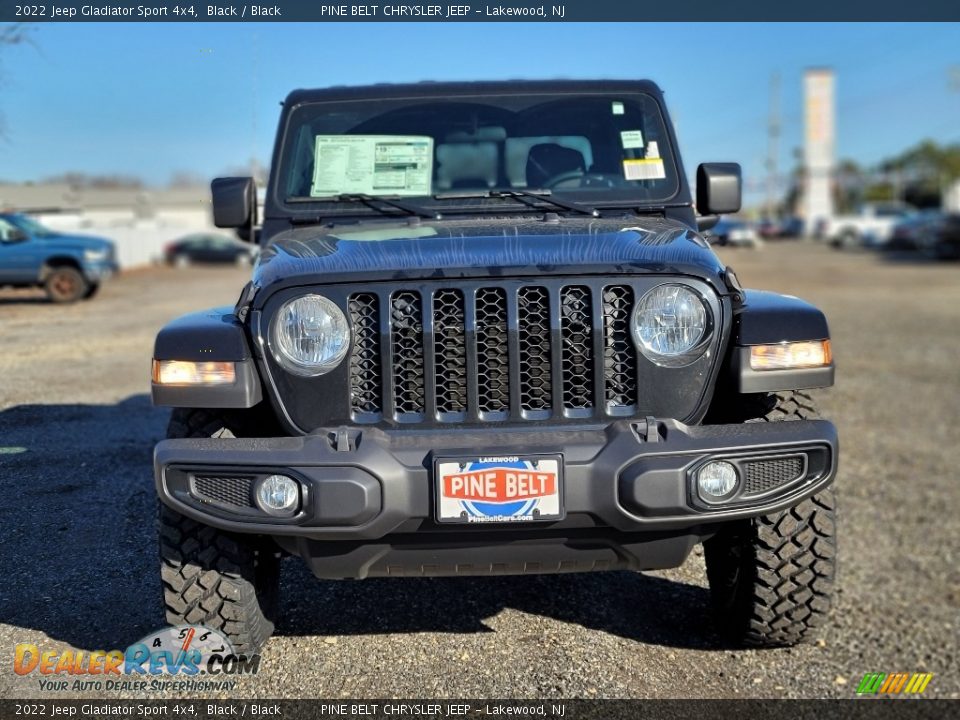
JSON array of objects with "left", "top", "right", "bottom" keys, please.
[{"left": 257, "top": 277, "right": 723, "bottom": 432}]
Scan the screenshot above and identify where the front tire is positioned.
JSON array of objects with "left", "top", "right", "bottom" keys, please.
[
  {"left": 45, "top": 266, "right": 89, "bottom": 303},
  {"left": 159, "top": 409, "right": 281, "bottom": 653},
  {"left": 703, "top": 390, "right": 837, "bottom": 647}
]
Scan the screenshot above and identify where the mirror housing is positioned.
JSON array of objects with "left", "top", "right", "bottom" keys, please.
[
  {"left": 696, "top": 163, "right": 742, "bottom": 216},
  {"left": 3, "top": 228, "right": 29, "bottom": 243},
  {"left": 211, "top": 177, "right": 257, "bottom": 231}
]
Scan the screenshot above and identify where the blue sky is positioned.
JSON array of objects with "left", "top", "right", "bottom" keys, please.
[{"left": 2, "top": 22, "right": 959, "bottom": 203}]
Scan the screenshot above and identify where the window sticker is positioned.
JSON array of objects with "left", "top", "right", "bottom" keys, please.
[
  {"left": 611, "top": 101, "right": 625, "bottom": 116},
  {"left": 311, "top": 135, "right": 434, "bottom": 197},
  {"left": 620, "top": 130, "right": 644, "bottom": 149},
  {"left": 646, "top": 141, "right": 660, "bottom": 159},
  {"left": 623, "top": 158, "right": 666, "bottom": 181}
]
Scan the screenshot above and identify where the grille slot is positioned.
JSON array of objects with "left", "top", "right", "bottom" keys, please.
[
  {"left": 391, "top": 291, "right": 426, "bottom": 418},
  {"left": 434, "top": 289, "right": 467, "bottom": 415},
  {"left": 348, "top": 293, "right": 382, "bottom": 416},
  {"left": 743, "top": 456, "right": 805, "bottom": 495},
  {"left": 193, "top": 476, "right": 254, "bottom": 509},
  {"left": 560, "top": 286, "right": 594, "bottom": 411},
  {"left": 476, "top": 287, "right": 510, "bottom": 415},
  {"left": 518, "top": 286, "right": 552, "bottom": 413},
  {"left": 602, "top": 286, "right": 637, "bottom": 410}
]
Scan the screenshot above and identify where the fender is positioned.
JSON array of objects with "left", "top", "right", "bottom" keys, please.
[
  {"left": 152, "top": 306, "right": 262, "bottom": 408},
  {"left": 730, "top": 290, "right": 834, "bottom": 393}
]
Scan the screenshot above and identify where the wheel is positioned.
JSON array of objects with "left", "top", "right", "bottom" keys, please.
[
  {"left": 235, "top": 253, "right": 252, "bottom": 267},
  {"left": 702, "top": 391, "right": 837, "bottom": 647},
  {"left": 838, "top": 229, "right": 859, "bottom": 250},
  {"left": 44, "top": 266, "right": 89, "bottom": 303},
  {"left": 83, "top": 283, "right": 100, "bottom": 300},
  {"left": 159, "top": 408, "right": 281, "bottom": 653},
  {"left": 173, "top": 254, "right": 191, "bottom": 268}
]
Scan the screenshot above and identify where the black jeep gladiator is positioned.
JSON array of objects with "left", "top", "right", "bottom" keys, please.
[{"left": 152, "top": 80, "right": 837, "bottom": 652}]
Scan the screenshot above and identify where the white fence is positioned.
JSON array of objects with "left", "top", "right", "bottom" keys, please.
[{"left": 36, "top": 210, "right": 225, "bottom": 269}]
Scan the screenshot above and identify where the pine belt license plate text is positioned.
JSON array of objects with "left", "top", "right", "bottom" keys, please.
[{"left": 435, "top": 455, "right": 564, "bottom": 524}]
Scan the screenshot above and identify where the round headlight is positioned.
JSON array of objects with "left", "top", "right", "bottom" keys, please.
[
  {"left": 270, "top": 294, "right": 350, "bottom": 376},
  {"left": 632, "top": 284, "right": 710, "bottom": 367}
]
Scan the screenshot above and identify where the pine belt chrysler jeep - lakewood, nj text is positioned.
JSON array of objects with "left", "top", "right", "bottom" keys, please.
[{"left": 151, "top": 80, "right": 838, "bottom": 652}]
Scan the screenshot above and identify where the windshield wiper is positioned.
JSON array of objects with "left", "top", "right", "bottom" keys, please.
[
  {"left": 290, "top": 193, "right": 439, "bottom": 219},
  {"left": 434, "top": 189, "right": 600, "bottom": 217}
]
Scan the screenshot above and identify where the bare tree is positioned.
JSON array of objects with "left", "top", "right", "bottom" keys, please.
[{"left": 0, "top": 23, "right": 36, "bottom": 139}]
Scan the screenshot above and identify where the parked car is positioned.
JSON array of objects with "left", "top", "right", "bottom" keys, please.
[
  {"left": 884, "top": 210, "right": 943, "bottom": 252},
  {"left": 164, "top": 233, "right": 257, "bottom": 267},
  {"left": 705, "top": 218, "right": 762, "bottom": 248},
  {"left": 823, "top": 202, "right": 914, "bottom": 249},
  {"left": 0, "top": 212, "right": 117, "bottom": 302},
  {"left": 777, "top": 216, "right": 805, "bottom": 239},
  {"left": 917, "top": 213, "right": 960, "bottom": 260},
  {"left": 755, "top": 217, "right": 780, "bottom": 239},
  {"left": 150, "top": 79, "right": 838, "bottom": 653}
]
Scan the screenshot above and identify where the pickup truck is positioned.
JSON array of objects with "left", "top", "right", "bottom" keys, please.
[
  {"left": 0, "top": 213, "right": 118, "bottom": 302},
  {"left": 822, "top": 203, "right": 914, "bottom": 249},
  {"left": 151, "top": 79, "right": 838, "bottom": 652}
]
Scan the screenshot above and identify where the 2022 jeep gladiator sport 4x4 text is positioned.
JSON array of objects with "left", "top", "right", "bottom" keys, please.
[{"left": 151, "top": 80, "right": 838, "bottom": 652}]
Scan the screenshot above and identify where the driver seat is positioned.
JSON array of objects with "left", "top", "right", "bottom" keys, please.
[{"left": 525, "top": 143, "right": 586, "bottom": 189}]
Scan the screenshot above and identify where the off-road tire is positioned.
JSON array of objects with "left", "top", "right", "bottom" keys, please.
[
  {"left": 44, "top": 266, "right": 89, "bottom": 303},
  {"left": 159, "top": 408, "right": 281, "bottom": 654},
  {"left": 703, "top": 390, "right": 837, "bottom": 647}
]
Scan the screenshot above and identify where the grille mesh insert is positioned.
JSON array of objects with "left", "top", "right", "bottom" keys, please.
[
  {"left": 560, "top": 286, "right": 594, "bottom": 410},
  {"left": 348, "top": 293, "right": 382, "bottom": 415},
  {"left": 518, "top": 286, "right": 552, "bottom": 411},
  {"left": 434, "top": 289, "right": 467, "bottom": 414},
  {"left": 391, "top": 291, "right": 426, "bottom": 416},
  {"left": 743, "top": 457, "right": 805, "bottom": 495},
  {"left": 193, "top": 476, "right": 254, "bottom": 509},
  {"left": 602, "top": 286, "right": 637, "bottom": 409},
  {"left": 475, "top": 287, "right": 510, "bottom": 414}
]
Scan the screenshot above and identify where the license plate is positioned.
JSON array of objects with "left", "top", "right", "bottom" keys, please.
[{"left": 435, "top": 455, "right": 563, "bottom": 524}]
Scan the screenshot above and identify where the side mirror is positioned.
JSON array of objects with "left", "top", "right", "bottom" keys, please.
[
  {"left": 4, "top": 228, "right": 29, "bottom": 243},
  {"left": 696, "top": 163, "right": 742, "bottom": 216},
  {"left": 211, "top": 177, "right": 257, "bottom": 232}
]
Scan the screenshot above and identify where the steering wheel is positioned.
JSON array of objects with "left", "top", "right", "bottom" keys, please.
[{"left": 545, "top": 171, "right": 618, "bottom": 190}]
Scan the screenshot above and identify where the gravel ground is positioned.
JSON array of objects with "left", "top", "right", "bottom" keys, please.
[{"left": 0, "top": 243, "right": 957, "bottom": 700}]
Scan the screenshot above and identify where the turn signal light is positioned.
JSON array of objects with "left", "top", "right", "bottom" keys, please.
[
  {"left": 152, "top": 360, "right": 236, "bottom": 386},
  {"left": 750, "top": 340, "right": 832, "bottom": 371}
]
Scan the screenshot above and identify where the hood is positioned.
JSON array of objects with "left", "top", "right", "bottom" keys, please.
[
  {"left": 40, "top": 233, "right": 114, "bottom": 253},
  {"left": 253, "top": 216, "right": 728, "bottom": 294}
]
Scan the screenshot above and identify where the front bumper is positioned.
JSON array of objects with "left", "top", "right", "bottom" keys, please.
[
  {"left": 82, "top": 259, "right": 119, "bottom": 282},
  {"left": 155, "top": 418, "right": 837, "bottom": 577}
]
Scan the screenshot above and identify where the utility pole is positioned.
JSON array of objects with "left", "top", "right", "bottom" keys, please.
[
  {"left": 765, "top": 72, "right": 781, "bottom": 220},
  {"left": 251, "top": 32, "right": 259, "bottom": 183}
]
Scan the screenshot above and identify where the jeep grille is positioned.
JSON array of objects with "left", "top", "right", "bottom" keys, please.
[{"left": 347, "top": 282, "right": 640, "bottom": 424}]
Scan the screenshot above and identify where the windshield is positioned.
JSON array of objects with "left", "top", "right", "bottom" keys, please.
[
  {"left": 277, "top": 91, "right": 680, "bottom": 211},
  {"left": 8, "top": 214, "right": 56, "bottom": 237}
]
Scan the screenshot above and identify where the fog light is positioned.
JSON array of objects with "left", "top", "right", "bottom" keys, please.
[
  {"left": 698, "top": 461, "right": 738, "bottom": 500},
  {"left": 255, "top": 475, "right": 300, "bottom": 515}
]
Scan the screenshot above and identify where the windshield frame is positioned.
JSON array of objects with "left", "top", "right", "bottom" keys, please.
[
  {"left": 268, "top": 88, "right": 690, "bottom": 220},
  {"left": 5, "top": 214, "right": 56, "bottom": 237}
]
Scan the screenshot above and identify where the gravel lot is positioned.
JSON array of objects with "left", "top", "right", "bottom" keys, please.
[{"left": 1, "top": 243, "right": 957, "bottom": 700}]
